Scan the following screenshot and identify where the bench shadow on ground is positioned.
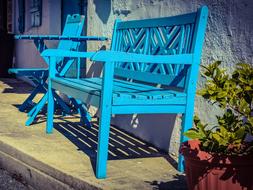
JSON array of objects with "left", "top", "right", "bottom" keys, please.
[
  {"left": 53, "top": 119, "right": 187, "bottom": 188},
  {"left": 9, "top": 102, "right": 187, "bottom": 187},
  {"left": 9, "top": 106, "right": 187, "bottom": 188},
  {"left": 54, "top": 118, "right": 172, "bottom": 164},
  {"left": 32, "top": 113, "right": 185, "bottom": 184}
]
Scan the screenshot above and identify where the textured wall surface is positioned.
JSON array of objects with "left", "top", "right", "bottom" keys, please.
[{"left": 87, "top": 0, "right": 253, "bottom": 156}]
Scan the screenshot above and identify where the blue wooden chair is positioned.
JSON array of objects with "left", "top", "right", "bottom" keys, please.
[
  {"left": 42, "top": 6, "right": 208, "bottom": 178},
  {"left": 9, "top": 14, "right": 107, "bottom": 126}
]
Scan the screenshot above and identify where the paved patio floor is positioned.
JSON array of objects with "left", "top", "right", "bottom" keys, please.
[{"left": 0, "top": 78, "right": 187, "bottom": 190}]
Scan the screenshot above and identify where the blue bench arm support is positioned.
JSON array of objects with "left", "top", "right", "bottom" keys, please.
[
  {"left": 42, "top": 49, "right": 194, "bottom": 65},
  {"left": 42, "top": 49, "right": 96, "bottom": 58}
]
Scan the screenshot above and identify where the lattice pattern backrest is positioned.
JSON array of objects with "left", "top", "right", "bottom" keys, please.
[{"left": 112, "top": 12, "right": 198, "bottom": 87}]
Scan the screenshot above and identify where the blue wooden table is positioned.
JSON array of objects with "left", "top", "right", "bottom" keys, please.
[{"left": 11, "top": 34, "right": 108, "bottom": 126}]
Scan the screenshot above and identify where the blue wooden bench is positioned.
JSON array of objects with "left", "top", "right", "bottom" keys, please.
[
  {"left": 9, "top": 14, "right": 107, "bottom": 126},
  {"left": 42, "top": 6, "right": 208, "bottom": 179}
]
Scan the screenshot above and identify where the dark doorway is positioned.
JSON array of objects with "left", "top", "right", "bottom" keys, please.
[
  {"left": 0, "top": 0, "right": 14, "bottom": 77},
  {"left": 0, "top": 0, "right": 7, "bottom": 33},
  {"left": 61, "top": 0, "right": 87, "bottom": 34}
]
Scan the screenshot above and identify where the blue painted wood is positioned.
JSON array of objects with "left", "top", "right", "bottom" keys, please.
[
  {"left": 25, "top": 92, "right": 47, "bottom": 126},
  {"left": 47, "top": 57, "right": 57, "bottom": 134},
  {"left": 14, "top": 35, "right": 107, "bottom": 41},
  {"left": 71, "top": 98, "right": 92, "bottom": 128},
  {"left": 43, "top": 6, "right": 208, "bottom": 178},
  {"left": 18, "top": 84, "right": 45, "bottom": 112},
  {"left": 116, "top": 12, "right": 196, "bottom": 29},
  {"left": 9, "top": 14, "right": 86, "bottom": 117},
  {"left": 9, "top": 14, "right": 106, "bottom": 126},
  {"left": 9, "top": 68, "right": 48, "bottom": 112},
  {"left": 96, "top": 19, "right": 120, "bottom": 179},
  {"left": 51, "top": 77, "right": 187, "bottom": 105},
  {"left": 178, "top": 6, "right": 209, "bottom": 172}
]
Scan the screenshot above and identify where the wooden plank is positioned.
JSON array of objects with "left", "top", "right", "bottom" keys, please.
[
  {"left": 83, "top": 77, "right": 186, "bottom": 98},
  {"left": 8, "top": 68, "right": 48, "bottom": 75},
  {"left": 91, "top": 51, "right": 194, "bottom": 64},
  {"left": 117, "top": 12, "right": 196, "bottom": 29},
  {"left": 113, "top": 78, "right": 186, "bottom": 97},
  {"left": 111, "top": 105, "right": 186, "bottom": 114},
  {"left": 52, "top": 79, "right": 100, "bottom": 107},
  {"left": 113, "top": 96, "right": 186, "bottom": 105},
  {"left": 52, "top": 77, "right": 101, "bottom": 96},
  {"left": 114, "top": 68, "right": 186, "bottom": 86}
]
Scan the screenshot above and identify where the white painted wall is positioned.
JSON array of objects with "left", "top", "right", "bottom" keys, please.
[
  {"left": 13, "top": 0, "right": 61, "bottom": 69},
  {"left": 86, "top": 0, "right": 253, "bottom": 155}
]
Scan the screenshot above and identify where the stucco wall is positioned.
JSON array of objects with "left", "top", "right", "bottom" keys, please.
[{"left": 86, "top": 0, "right": 253, "bottom": 155}]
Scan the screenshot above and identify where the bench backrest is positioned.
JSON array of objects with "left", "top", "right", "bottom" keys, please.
[{"left": 111, "top": 6, "right": 208, "bottom": 89}]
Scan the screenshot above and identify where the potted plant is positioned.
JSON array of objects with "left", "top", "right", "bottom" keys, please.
[{"left": 180, "top": 61, "right": 253, "bottom": 190}]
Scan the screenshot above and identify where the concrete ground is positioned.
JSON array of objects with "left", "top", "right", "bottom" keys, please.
[
  {"left": 0, "top": 168, "right": 33, "bottom": 190},
  {"left": 0, "top": 78, "right": 187, "bottom": 190}
]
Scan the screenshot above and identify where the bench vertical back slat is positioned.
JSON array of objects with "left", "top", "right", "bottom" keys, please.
[
  {"left": 111, "top": 7, "right": 208, "bottom": 89},
  {"left": 58, "top": 14, "right": 85, "bottom": 50},
  {"left": 57, "top": 14, "right": 85, "bottom": 76}
]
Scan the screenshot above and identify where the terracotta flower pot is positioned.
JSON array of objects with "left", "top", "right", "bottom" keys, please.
[{"left": 180, "top": 140, "right": 253, "bottom": 190}]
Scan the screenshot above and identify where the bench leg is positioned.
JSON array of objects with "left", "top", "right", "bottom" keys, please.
[
  {"left": 178, "top": 106, "right": 194, "bottom": 172},
  {"left": 70, "top": 98, "right": 92, "bottom": 128},
  {"left": 81, "top": 110, "right": 92, "bottom": 128},
  {"left": 19, "top": 84, "right": 45, "bottom": 112},
  {"left": 96, "top": 108, "right": 111, "bottom": 179},
  {"left": 27, "top": 92, "right": 46, "bottom": 117},
  {"left": 53, "top": 91, "right": 71, "bottom": 114},
  {"left": 25, "top": 93, "right": 47, "bottom": 126},
  {"left": 80, "top": 106, "right": 92, "bottom": 128},
  {"left": 46, "top": 88, "right": 55, "bottom": 134}
]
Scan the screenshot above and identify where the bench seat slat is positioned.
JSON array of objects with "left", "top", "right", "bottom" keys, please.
[
  {"left": 8, "top": 68, "right": 48, "bottom": 76},
  {"left": 52, "top": 77, "right": 186, "bottom": 105},
  {"left": 111, "top": 105, "right": 186, "bottom": 114},
  {"left": 66, "top": 77, "right": 186, "bottom": 99},
  {"left": 52, "top": 79, "right": 101, "bottom": 107},
  {"left": 77, "top": 78, "right": 160, "bottom": 99}
]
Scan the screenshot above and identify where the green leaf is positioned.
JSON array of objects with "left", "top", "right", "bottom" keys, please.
[
  {"left": 248, "top": 117, "right": 253, "bottom": 127},
  {"left": 234, "top": 127, "right": 245, "bottom": 139},
  {"left": 220, "top": 126, "right": 228, "bottom": 137},
  {"left": 217, "top": 91, "right": 227, "bottom": 98},
  {"left": 212, "top": 133, "right": 222, "bottom": 143},
  {"left": 184, "top": 129, "right": 205, "bottom": 140}
]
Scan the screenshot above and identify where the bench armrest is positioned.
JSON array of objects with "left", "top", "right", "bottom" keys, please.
[
  {"left": 42, "top": 49, "right": 96, "bottom": 58},
  {"left": 15, "top": 35, "right": 108, "bottom": 42},
  {"left": 42, "top": 49, "right": 194, "bottom": 65},
  {"left": 91, "top": 51, "right": 194, "bottom": 64}
]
